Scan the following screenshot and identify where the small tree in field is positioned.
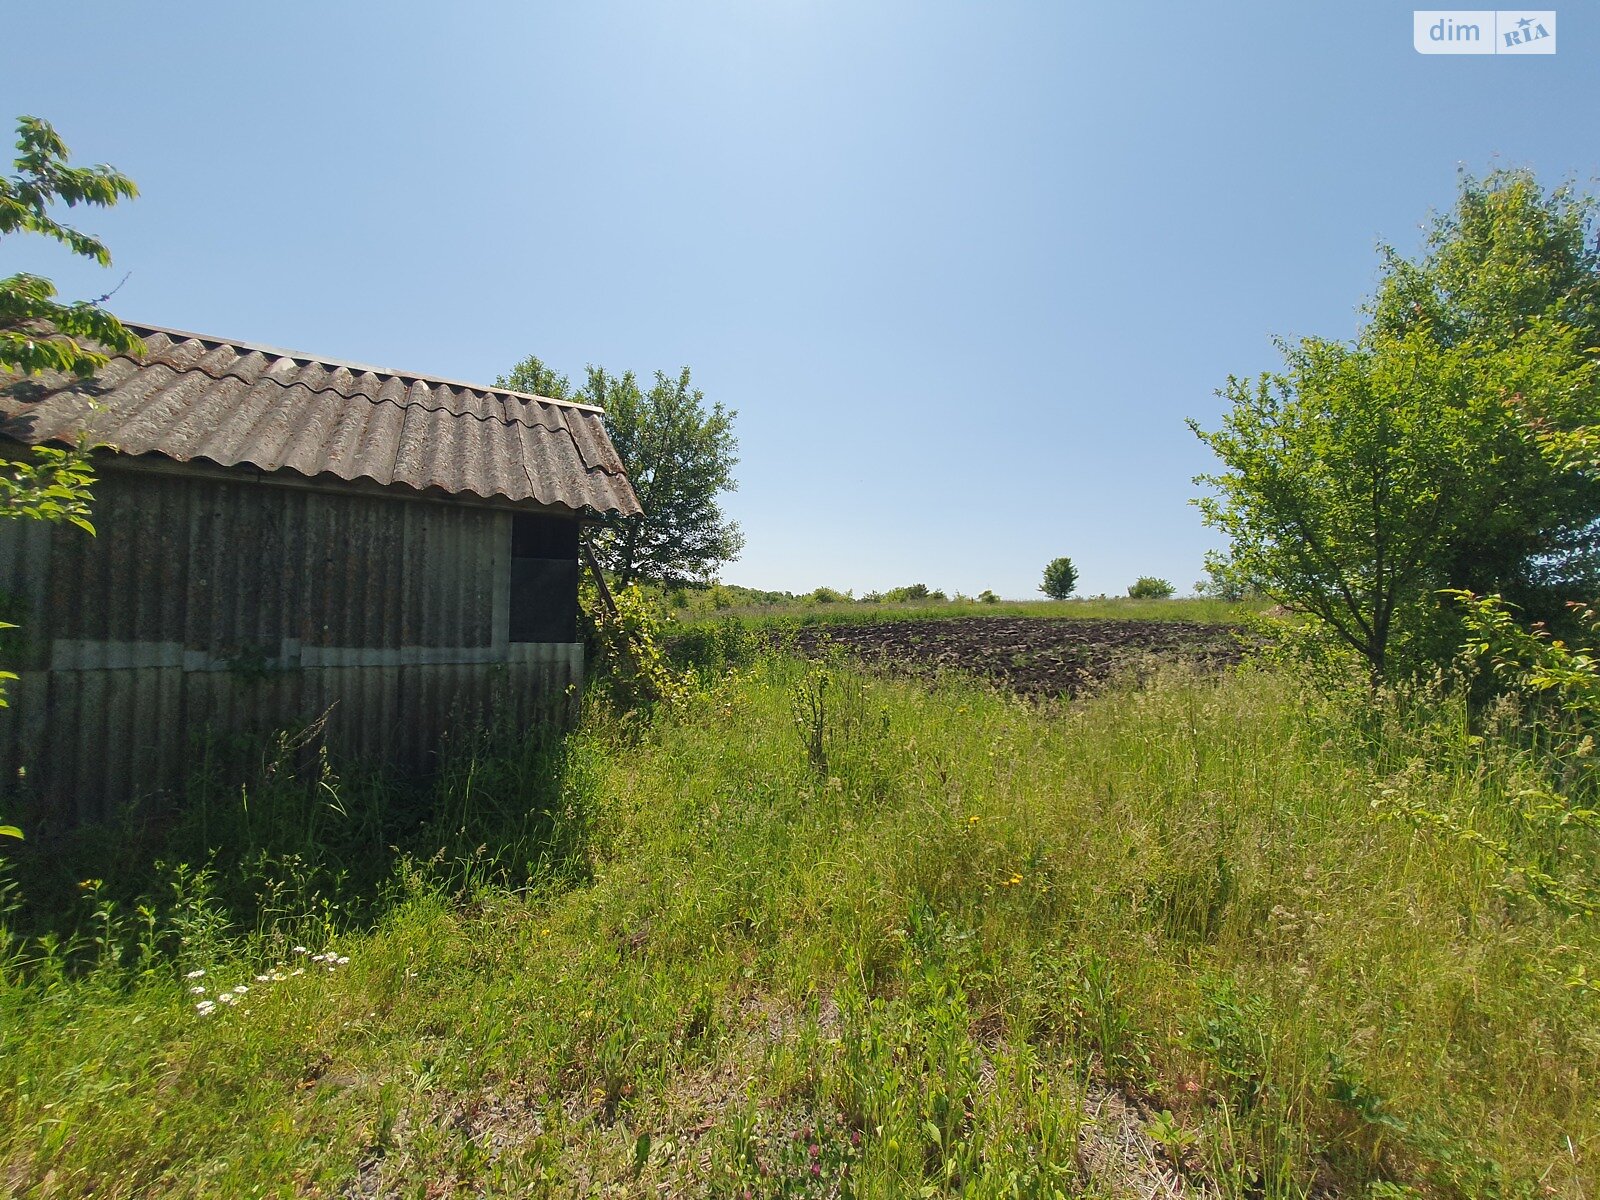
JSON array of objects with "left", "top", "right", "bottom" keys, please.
[
  {"left": 1128, "top": 576, "right": 1175, "bottom": 599},
  {"left": 1040, "top": 557, "right": 1078, "bottom": 600}
]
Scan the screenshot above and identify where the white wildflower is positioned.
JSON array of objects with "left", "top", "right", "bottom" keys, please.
[
  {"left": 189, "top": 986, "right": 206, "bottom": 996},
  {"left": 290, "top": 968, "right": 305, "bottom": 977},
  {"left": 217, "top": 992, "right": 239, "bottom": 1005},
  {"left": 335, "top": 956, "right": 350, "bottom": 966},
  {"left": 254, "top": 974, "right": 272, "bottom": 983},
  {"left": 293, "top": 946, "right": 309, "bottom": 954},
  {"left": 185, "top": 969, "right": 205, "bottom": 980},
  {"left": 195, "top": 1000, "right": 216, "bottom": 1015},
  {"left": 234, "top": 985, "right": 249, "bottom": 994}
]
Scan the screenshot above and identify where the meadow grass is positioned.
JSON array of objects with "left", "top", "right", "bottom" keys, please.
[
  {"left": 671, "top": 595, "right": 1265, "bottom": 631},
  {"left": 0, "top": 653, "right": 1594, "bottom": 1197}
]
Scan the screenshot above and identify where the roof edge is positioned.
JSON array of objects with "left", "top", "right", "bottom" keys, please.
[
  {"left": 121, "top": 321, "right": 609, "bottom": 416},
  {"left": 2, "top": 439, "right": 635, "bottom": 518}
]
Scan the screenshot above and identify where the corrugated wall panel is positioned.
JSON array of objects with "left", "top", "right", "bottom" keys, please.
[
  {"left": 0, "top": 467, "right": 584, "bottom": 821},
  {"left": 0, "top": 515, "right": 53, "bottom": 671}
]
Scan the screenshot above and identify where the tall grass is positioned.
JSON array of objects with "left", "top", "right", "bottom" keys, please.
[{"left": 0, "top": 653, "right": 1594, "bottom": 1196}]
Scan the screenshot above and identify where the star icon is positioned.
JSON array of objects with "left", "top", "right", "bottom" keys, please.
[{"left": 1517, "top": 15, "right": 1533, "bottom": 29}]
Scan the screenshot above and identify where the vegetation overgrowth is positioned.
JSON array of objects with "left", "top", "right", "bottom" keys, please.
[
  {"left": 1, "top": 626, "right": 1595, "bottom": 1197},
  {"left": 668, "top": 593, "right": 1266, "bottom": 632}
]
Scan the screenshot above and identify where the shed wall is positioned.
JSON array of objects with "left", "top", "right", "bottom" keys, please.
[{"left": 0, "top": 467, "right": 583, "bottom": 821}]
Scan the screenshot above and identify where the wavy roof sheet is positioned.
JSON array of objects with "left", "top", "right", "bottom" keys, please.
[{"left": 0, "top": 323, "right": 642, "bottom": 517}]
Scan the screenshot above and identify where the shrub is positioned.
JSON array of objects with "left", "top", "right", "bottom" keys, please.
[
  {"left": 978, "top": 589, "right": 1000, "bottom": 604},
  {"left": 808, "top": 586, "right": 850, "bottom": 604},
  {"left": 588, "top": 585, "right": 694, "bottom": 710},
  {"left": 882, "top": 584, "right": 931, "bottom": 604},
  {"left": 1040, "top": 557, "right": 1078, "bottom": 600},
  {"left": 1128, "top": 576, "right": 1176, "bottom": 599}
]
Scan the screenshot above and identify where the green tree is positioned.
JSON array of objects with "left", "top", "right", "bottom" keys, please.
[
  {"left": 496, "top": 354, "right": 570, "bottom": 404},
  {"left": 498, "top": 354, "right": 742, "bottom": 587},
  {"left": 1040, "top": 557, "right": 1078, "bottom": 600},
  {"left": 2, "top": 116, "right": 142, "bottom": 377},
  {"left": 1128, "top": 576, "right": 1175, "bottom": 599},
  {"left": 2, "top": 116, "right": 143, "bottom": 531},
  {"left": 1193, "top": 170, "right": 1600, "bottom": 677},
  {"left": 0, "top": 115, "right": 142, "bottom": 837},
  {"left": 1369, "top": 170, "right": 1600, "bottom": 607}
]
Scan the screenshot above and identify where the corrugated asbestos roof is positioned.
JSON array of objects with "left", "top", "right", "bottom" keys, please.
[{"left": 0, "top": 323, "right": 643, "bottom": 517}]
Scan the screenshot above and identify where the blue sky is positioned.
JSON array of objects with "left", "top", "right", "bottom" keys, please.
[{"left": 4, "top": 3, "right": 1595, "bottom": 597}]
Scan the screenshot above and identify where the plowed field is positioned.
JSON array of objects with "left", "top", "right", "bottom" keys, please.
[{"left": 787, "top": 616, "right": 1245, "bottom": 697}]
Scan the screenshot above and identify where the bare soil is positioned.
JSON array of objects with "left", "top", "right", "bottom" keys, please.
[{"left": 786, "top": 617, "right": 1246, "bottom": 697}]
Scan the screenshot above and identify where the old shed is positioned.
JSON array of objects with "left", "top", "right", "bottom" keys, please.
[{"left": 0, "top": 324, "right": 641, "bottom": 820}]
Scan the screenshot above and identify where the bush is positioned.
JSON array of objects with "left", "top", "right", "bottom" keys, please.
[
  {"left": 978, "top": 590, "right": 1000, "bottom": 604},
  {"left": 807, "top": 586, "right": 850, "bottom": 604},
  {"left": 881, "top": 584, "right": 931, "bottom": 604},
  {"left": 588, "top": 585, "right": 694, "bottom": 710},
  {"left": 1128, "top": 576, "right": 1176, "bottom": 599},
  {"left": 1040, "top": 557, "right": 1078, "bottom": 600}
]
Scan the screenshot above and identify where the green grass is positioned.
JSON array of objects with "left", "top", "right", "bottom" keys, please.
[
  {"left": 0, "top": 654, "right": 1595, "bottom": 1197},
  {"left": 672, "top": 594, "right": 1265, "bottom": 631}
]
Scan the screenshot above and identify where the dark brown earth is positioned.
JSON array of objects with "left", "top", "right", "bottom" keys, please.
[{"left": 786, "top": 617, "right": 1247, "bottom": 698}]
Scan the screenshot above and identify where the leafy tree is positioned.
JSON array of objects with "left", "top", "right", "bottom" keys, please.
[
  {"left": 496, "top": 354, "right": 570, "bottom": 404},
  {"left": 881, "top": 583, "right": 931, "bottom": 603},
  {"left": 0, "top": 115, "right": 141, "bottom": 837},
  {"left": 2, "top": 116, "right": 142, "bottom": 378},
  {"left": 1194, "top": 553, "right": 1252, "bottom": 601},
  {"left": 1193, "top": 170, "right": 1600, "bottom": 676},
  {"left": 498, "top": 354, "right": 742, "bottom": 587},
  {"left": 1368, "top": 170, "right": 1600, "bottom": 607},
  {"left": 1128, "top": 576, "right": 1175, "bottom": 599},
  {"left": 1, "top": 115, "right": 143, "bottom": 532},
  {"left": 1040, "top": 557, "right": 1078, "bottom": 600}
]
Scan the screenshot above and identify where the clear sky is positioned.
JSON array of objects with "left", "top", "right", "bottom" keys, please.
[{"left": 4, "top": 3, "right": 1595, "bottom": 597}]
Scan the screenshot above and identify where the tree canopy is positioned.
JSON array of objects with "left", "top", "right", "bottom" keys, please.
[
  {"left": 1193, "top": 170, "right": 1600, "bottom": 676},
  {"left": 498, "top": 353, "right": 742, "bottom": 587},
  {"left": 1, "top": 115, "right": 142, "bottom": 378},
  {"left": 1040, "top": 557, "right": 1078, "bottom": 600},
  {"left": 0, "top": 115, "right": 141, "bottom": 836},
  {"left": 1128, "top": 576, "right": 1175, "bottom": 599}
]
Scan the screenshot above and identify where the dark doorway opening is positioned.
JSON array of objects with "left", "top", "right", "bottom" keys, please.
[{"left": 510, "top": 514, "right": 579, "bottom": 642}]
